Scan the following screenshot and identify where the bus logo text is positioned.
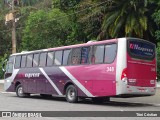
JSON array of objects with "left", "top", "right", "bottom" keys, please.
[
  {"left": 25, "top": 73, "right": 40, "bottom": 78},
  {"left": 130, "top": 44, "right": 153, "bottom": 53}
]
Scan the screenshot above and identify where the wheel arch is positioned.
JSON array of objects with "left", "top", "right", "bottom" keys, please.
[
  {"left": 14, "top": 81, "right": 21, "bottom": 91},
  {"left": 63, "top": 81, "right": 75, "bottom": 95}
]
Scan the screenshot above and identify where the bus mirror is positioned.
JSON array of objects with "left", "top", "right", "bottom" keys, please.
[{"left": 2, "top": 59, "right": 7, "bottom": 72}]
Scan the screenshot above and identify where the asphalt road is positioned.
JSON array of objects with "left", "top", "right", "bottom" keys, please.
[{"left": 0, "top": 83, "right": 160, "bottom": 120}]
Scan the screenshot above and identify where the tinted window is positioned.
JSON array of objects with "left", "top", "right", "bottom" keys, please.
[
  {"left": 54, "top": 51, "right": 63, "bottom": 65},
  {"left": 15, "top": 56, "right": 21, "bottom": 68},
  {"left": 33, "top": 53, "right": 39, "bottom": 67},
  {"left": 6, "top": 56, "right": 14, "bottom": 73},
  {"left": 71, "top": 48, "right": 81, "bottom": 65},
  {"left": 92, "top": 45, "right": 104, "bottom": 63},
  {"left": 128, "top": 40, "right": 155, "bottom": 60},
  {"left": 47, "top": 51, "right": 54, "bottom": 66},
  {"left": 63, "top": 50, "right": 71, "bottom": 65},
  {"left": 81, "top": 47, "right": 90, "bottom": 64},
  {"left": 21, "top": 55, "right": 26, "bottom": 68},
  {"left": 26, "top": 54, "right": 33, "bottom": 67},
  {"left": 39, "top": 52, "right": 47, "bottom": 67},
  {"left": 104, "top": 44, "right": 117, "bottom": 63}
]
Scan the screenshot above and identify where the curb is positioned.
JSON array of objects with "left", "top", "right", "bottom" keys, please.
[
  {"left": 0, "top": 80, "right": 4, "bottom": 83},
  {"left": 156, "top": 82, "right": 160, "bottom": 88}
]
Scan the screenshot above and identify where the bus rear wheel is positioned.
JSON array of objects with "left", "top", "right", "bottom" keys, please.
[
  {"left": 66, "top": 85, "right": 78, "bottom": 103},
  {"left": 16, "top": 84, "right": 30, "bottom": 97}
]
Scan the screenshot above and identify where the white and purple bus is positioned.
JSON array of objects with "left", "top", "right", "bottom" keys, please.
[{"left": 3, "top": 38, "right": 157, "bottom": 103}]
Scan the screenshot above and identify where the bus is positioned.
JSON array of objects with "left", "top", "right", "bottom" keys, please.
[{"left": 3, "top": 37, "right": 157, "bottom": 103}]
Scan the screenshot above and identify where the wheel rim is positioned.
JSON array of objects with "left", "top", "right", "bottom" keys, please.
[
  {"left": 68, "top": 89, "right": 75, "bottom": 100},
  {"left": 18, "top": 86, "right": 23, "bottom": 96}
]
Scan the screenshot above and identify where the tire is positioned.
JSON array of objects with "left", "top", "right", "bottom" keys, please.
[
  {"left": 66, "top": 85, "right": 78, "bottom": 103},
  {"left": 16, "top": 84, "right": 30, "bottom": 97}
]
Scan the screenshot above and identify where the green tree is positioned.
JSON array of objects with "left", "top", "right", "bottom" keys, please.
[
  {"left": 157, "top": 43, "right": 160, "bottom": 81},
  {"left": 22, "top": 9, "right": 81, "bottom": 51},
  {"left": 77, "top": 0, "right": 157, "bottom": 42},
  {"left": 153, "top": 1, "right": 160, "bottom": 81}
]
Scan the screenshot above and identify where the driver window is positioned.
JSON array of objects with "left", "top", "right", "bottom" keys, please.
[{"left": 6, "top": 56, "right": 14, "bottom": 73}]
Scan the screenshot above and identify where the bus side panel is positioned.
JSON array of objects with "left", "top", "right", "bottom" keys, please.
[
  {"left": 5, "top": 66, "right": 87, "bottom": 97},
  {"left": 64, "top": 63, "right": 117, "bottom": 97}
]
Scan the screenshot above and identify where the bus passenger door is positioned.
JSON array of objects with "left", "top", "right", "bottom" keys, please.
[{"left": 4, "top": 56, "right": 15, "bottom": 91}]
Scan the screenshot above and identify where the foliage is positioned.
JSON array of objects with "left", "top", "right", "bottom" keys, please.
[
  {"left": 153, "top": 9, "right": 160, "bottom": 42},
  {"left": 21, "top": 9, "right": 82, "bottom": 51},
  {"left": 153, "top": 1, "right": 160, "bottom": 81},
  {"left": 0, "top": 54, "right": 8, "bottom": 79},
  {"left": 157, "top": 43, "right": 160, "bottom": 81},
  {"left": 0, "top": 4, "right": 12, "bottom": 57},
  {"left": 76, "top": 0, "right": 157, "bottom": 41}
]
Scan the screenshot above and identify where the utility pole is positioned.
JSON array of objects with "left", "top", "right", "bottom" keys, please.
[{"left": 11, "top": 0, "right": 16, "bottom": 53}]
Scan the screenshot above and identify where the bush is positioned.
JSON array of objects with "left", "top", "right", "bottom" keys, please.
[{"left": 0, "top": 54, "right": 7, "bottom": 79}]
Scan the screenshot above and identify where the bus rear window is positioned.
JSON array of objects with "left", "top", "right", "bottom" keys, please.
[{"left": 128, "top": 39, "right": 155, "bottom": 60}]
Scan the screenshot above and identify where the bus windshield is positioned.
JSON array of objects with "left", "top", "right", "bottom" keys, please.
[{"left": 128, "top": 39, "right": 155, "bottom": 61}]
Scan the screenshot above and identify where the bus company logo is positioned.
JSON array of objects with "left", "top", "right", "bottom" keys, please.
[
  {"left": 25, "top": 73, "right": 40, "bottom": 78},
  {"left": 130, "top": 43, "right": 153, "bottom": 53}
]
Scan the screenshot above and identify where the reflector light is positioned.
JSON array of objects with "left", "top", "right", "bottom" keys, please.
[
  {"left": 121, "top": 68, "right": 127, "bottom": 80},
  {"left": 121, "top": 68, "right": 128, "bottom": 84}
]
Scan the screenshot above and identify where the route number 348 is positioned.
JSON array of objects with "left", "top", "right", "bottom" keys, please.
[{"left": 106, "top": 67, "right": 114, "bottom": 72}]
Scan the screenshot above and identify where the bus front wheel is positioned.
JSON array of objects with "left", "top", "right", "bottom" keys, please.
[
  {"left": 16, "top": 84, "right": 30, "bottom": 97},
  {"left": 66, "top": 85, "right": 78, "bottom": 103}
]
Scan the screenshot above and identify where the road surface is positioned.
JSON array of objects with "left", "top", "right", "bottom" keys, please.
[{"left": 0, "top": 83, "right": 159, "bottom": 120}]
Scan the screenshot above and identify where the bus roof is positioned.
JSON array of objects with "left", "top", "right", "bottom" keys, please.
[
  {"left": 11, "top": 38, "right": 119, "bottom": 56},
  {"left": 10, "top": 37, "right": 154, "bottom": 56}
]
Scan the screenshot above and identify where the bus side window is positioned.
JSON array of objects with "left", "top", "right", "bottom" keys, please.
[
  {"left": 15, "top": 55, "right": 21, "bottom": 69},
  {"left": 92, "top": 45, "right": 105, "bottom": 64},
  {"left": 39, "top": 52, "right": 47, "bottom": 67},
  {"left": 63, "top": 49, "right": 71, "bottom": 65},
  {"left": 71, "top": 48, "right": 81, "bottom": 65},
  {"left": 26, "top": 54, "right": 33, "bottom": 67},
  {"left": 81, "top": 47, "right": 90, "bottom": 64},
  {"left": 33, "top": 53, "right": 39, "bottom": 67},
  {"left": 104, "top": 44, "right": 117, "bottom": 63},
  {"left": 21, "top": 55, "right": 26, "bottom": 68},
  {"left": 54, "top": 51, "right": 63, "bottom": 65},
  {"left": 47, "top": 51, "right": 54, "bottom": 66}
]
